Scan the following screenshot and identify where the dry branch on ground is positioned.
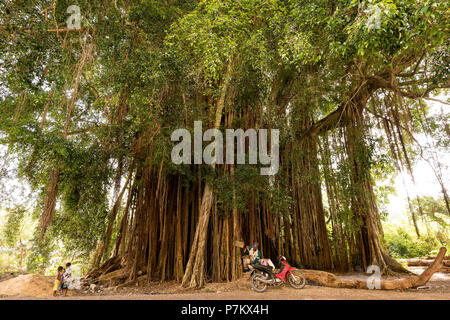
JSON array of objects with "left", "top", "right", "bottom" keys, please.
[{"left": 300, "top": 247, "right": 447, "bottom": 290}]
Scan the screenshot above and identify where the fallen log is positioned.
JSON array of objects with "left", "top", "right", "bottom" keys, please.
[
  {"left": 426, "top": 255, "right": 450, "bottom": 260},
  {"left": 300, "top": 247, "right": 447, "bottom": 290},
  {"left": 404, "top": 259, "right": 450, "bottom": 267}
]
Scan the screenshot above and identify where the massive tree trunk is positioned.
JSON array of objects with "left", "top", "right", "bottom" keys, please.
[
  {"left": 181, "top": 61, "right": 233, "bottom": 288},
  {"left": 320, "top": 133, "right": 350, "bottom": 271},
  {"left": 288, "top": 108, "right": 333, "bottom": 270},
  {"left": 87, "top": 68, "right": 421, "bottom": 286}
]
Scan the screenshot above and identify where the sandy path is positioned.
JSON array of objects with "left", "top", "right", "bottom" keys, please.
[
  {"left": 1, "top": 268, "right": 449, "bottom": 300},
  {"left": 2, "top": 285, "right": 449, "bottom": 300}
]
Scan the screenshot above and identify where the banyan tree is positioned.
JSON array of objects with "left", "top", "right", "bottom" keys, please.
[{"left": 0, "top": 1, "right": 448, "bottom": 288}]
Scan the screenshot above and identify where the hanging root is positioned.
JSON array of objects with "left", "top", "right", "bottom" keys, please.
[
  {"left": 300, "top": 247, "right": 447, "bottom": 290},
  {"left": 38, "top": 167, "right": 60, "bottom": 241}
]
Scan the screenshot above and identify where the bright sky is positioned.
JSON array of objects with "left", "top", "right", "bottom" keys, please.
[
  {"left": 386, "top": 99, "right": 449, "bottom": 226},
  {"left": 387, "top": 162, "right": 446, "bottom": 225}
]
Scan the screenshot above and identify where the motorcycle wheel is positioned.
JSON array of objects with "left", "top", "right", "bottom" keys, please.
[
  {"left": 250, "top": 272, "right": 268, "bottom": 293},
  {"left": 287, "top": 269, "right": 306, "bottom": 289}
]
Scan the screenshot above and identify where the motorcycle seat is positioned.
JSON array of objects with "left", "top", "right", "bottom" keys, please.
[{"left": 251, "top": 263, "right": 274, "bottom": 273}]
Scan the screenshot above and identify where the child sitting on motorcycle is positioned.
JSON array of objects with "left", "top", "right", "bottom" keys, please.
[
  {"left": 243, "top": 242, "right": 276, "bottom": 271},
  {"left": 243, "top": 242, "right": 261, "bottom": 271},
  {"left": 244, "top": 242, "right": 261, "bottom": 264}
]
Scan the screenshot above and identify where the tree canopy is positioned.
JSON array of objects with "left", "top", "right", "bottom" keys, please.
[{"left": 0, "top": 0, "right": 448, "bottom": 286}]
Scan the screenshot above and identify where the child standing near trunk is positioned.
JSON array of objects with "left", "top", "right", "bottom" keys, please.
[
  {"left": 60, "top": 262, "right": 72, "bottom": 297},
  {"left": 53, "top": 266, "right": 65, "bottom": 297}
]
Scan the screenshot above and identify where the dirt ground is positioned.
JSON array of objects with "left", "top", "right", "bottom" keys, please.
[
  {"left": 1, "top": 267, "right": 449, "bottom": 300},
  {"left": 0, "top": 274, "right": 53, "bottom": 298}
]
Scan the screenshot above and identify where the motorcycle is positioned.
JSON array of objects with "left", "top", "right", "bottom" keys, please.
[{"left": 249, "top": 256, "right": 306, "bottom": 292}]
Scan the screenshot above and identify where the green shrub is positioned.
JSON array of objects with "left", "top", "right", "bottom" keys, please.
[{"left": 384, "top": 226, "right": 439, "bottom": 258}]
